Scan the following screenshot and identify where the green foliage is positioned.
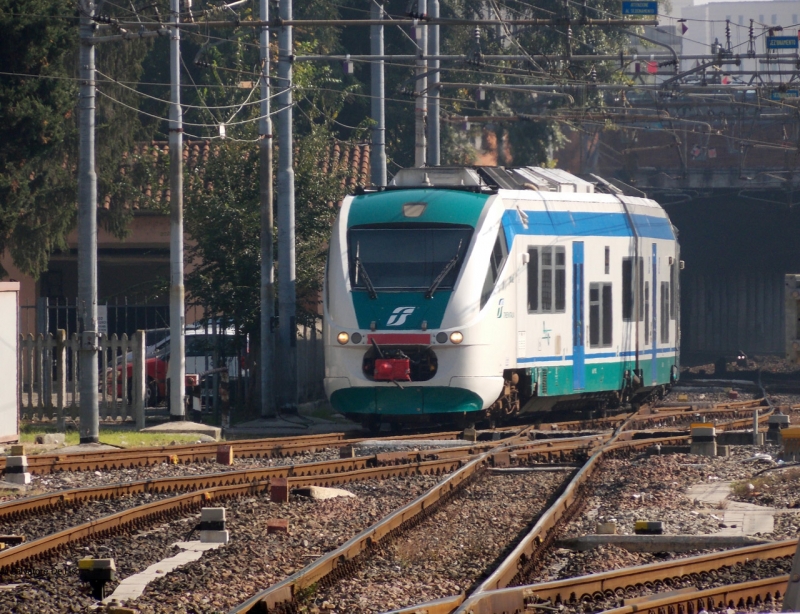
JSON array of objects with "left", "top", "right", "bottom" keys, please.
[
  {"left": 0, "top": 0, "right": 78, "bottom": 278},
  {"left": 0, "top": 0, "right": 155, "bottom": 279}
]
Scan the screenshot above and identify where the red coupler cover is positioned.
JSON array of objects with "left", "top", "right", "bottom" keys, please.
[{"left": 374, "top": 358, "right": 411, "bottom": 381}]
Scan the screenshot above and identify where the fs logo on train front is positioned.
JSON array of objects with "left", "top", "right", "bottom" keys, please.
[{"left": 386, "top": 306, "right": 416, "bottom": 326}]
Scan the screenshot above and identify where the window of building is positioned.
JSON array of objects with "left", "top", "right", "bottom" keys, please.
[
  {"left": 589, "top": 282, "right": 613, "bottom": 348},
  {"left": 622, "top": 257, "right": 643, "bottom": 321},
  {"left": 527, "top": 246, "right": 566, "bottom": 313},
  {"left": 660, "top": 281, "right": 670, "bottom": 343},
  {"left": 771, "top": 14, "right": 777, "bottom": 25},
  {"left": 759, "top": 14, "right": 764, "bottom": 24},
  {"left": 794, "top": 14, "right": 798, "bottom": 25},
  {"left": 738, "top": 15, "right": 744, "bottom": 25},
  {"left": 481, "top": 227, "right": 509, "bottom": 308},
  {"left": 604, "top": 246, "right": 610, "bottom": 274},
  {"left": 644, "top": 281, "right": 650, "bottom": 345}
]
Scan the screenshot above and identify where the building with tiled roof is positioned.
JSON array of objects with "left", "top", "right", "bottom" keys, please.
[{"left": 7, "top": 139, "right": 371, "bottom": 336}]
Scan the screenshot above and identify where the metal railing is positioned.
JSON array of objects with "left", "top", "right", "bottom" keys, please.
[{"left": 19, "top": 330, "right": 146, "bottom": 428}]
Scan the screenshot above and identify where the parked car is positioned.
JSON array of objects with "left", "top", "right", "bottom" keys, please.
[{"left": 111, "top": 324, "right": 246, "bottom": 406}]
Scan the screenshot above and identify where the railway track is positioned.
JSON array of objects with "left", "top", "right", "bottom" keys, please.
[
  {"left": 0, "top": 431, "right": 602, "bottom": 574},
  {"left": 228, "top": 413, "right": 692, "bottom": 612},
  {"left": 1, "top": 399, "right": 780, "bottom": 612},
  {"left": 3, "top": 400, "right": 767, "bottom": 476}
]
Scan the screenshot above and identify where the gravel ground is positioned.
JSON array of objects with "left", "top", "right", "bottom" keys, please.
[
  {"left": 0, "top": 474, "right": 445, "bottom": 614},
  {"left": 306, "top": 469, "right": 567, "bottom": 614},
  {"left": 538, "top": 439, "right": 800, "bottom": 583}
]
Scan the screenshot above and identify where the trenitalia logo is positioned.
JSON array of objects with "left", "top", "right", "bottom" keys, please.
[{"left": 386, "top": 307, "right": 416, "bottom": 326}]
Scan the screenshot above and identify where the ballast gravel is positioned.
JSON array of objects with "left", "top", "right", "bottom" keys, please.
[
  {"left": 0, "top": 474, "right": 444, "bottom": 614},
  {"left": 305, "top": 469, "right": 567, "bottom": 614}
]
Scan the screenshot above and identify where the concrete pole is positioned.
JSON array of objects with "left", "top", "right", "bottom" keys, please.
[
  {"left": 427, "top": 0, "right": 440, "bottom": 166},
  {"left": 370, "top": 1, "right": 386, "bottom": 186},
  {"left": 413, "top": 0, "right": 427, "bottom": 168},
  {"left": 168, "top": 0, "right": 186, "bottom": 420},
  {"left": 277, "top": 0, "right": 297, "bottom": 410},
  {"left": 78, "top": 0, "right": 99, "bottom": 443},
  {"left": 259, "top": 0, "right": 276, "bottom": 417}
]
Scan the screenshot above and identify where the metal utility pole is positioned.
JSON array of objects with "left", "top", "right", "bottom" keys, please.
[
  {"left": 277, "top": 0, "right": 297, "bottom": 411},
  {"left": 414, "top": 0, "right": 427, "bottom": 167},
  {"left": 168, "top": 0, "right": 186, "bottom": 420},
  {"left": 78, "top": 0, "right": 99, "bottom": 443},
  {"left": 259, "top": 0, "right": 276, "bottom": 417},
  {"left": 370, "top": 1, "right": 386, "bottom": 186},
  {"left": 427, "top": 0, "right": 440, "bottom": 166}
]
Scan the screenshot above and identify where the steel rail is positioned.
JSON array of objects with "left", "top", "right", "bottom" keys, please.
[
  {"left": 226, "top": 414, "right": 684, "bottom": 613},
  {"left": 447, "top": 539, "right": 797, "bottom": 613},
  {"left": 1, "top": 430, "right": 470, "bottom": 474},
  {"left": 228, "top": 448, "right": 507, "bottom": 613},
  {"left": 600, "top": 575, "right": 788, "bottom": 614},
  {"left": 0, "top": 454, "right": 479, "bottom": 573},
  {"left": 0, "top": 434, "right": 596, "bottom": 523}
]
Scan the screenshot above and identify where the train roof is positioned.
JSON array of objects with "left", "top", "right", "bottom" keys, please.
[{"left": 364, "top": 166, "right": 646, "bottom": 198}]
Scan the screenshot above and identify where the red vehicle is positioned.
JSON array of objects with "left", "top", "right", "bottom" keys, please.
[{"left": 109, "top": 354, "right": 167, "bottom": 407}]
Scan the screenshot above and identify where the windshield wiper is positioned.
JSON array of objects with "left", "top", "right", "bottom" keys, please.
[
  {"left": 355, "top": 241, "right": 378, "bottom": 300},
  {"left": 425, "top": 239, "right": 463, "bottom": 299}
]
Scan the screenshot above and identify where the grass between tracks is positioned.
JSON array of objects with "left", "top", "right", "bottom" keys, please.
[{"left": 17, "top": 424, "right": 213, "bottom": 449}]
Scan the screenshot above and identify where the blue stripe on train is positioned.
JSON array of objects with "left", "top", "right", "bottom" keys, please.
[
  {"left": 518, "top": 347, "right": 678, "bottom": 364},
  {"left": 502, "top": 210, "right": 675, "bottom": 246}
]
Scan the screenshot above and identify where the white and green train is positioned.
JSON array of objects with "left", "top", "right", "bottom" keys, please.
[{"left": 323, "top": 166, "right": 680, "bottom": 428}]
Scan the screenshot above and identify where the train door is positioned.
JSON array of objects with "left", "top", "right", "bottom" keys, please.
[
  {"left": 650, "top": 242, "right": 658, "bottom": 385},
  {"left": 572, "top": 241, "right": 585, "bottom": 390}
]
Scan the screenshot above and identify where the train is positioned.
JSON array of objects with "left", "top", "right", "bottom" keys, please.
[{"left": 323, "top": 166, "right": 680, "bottom": 429}]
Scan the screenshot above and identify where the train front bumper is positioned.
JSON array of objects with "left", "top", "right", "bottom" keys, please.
[{"left": 324, "top": 376, "right": 502, "bottom": 417}]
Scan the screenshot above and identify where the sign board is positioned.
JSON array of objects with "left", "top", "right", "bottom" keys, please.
[
  {"left": 0, "top": 282, "right": 20, "bottom": 443},
  {"left": 771, "top": 90, "right": 799, "bottom": 101},
  {"left": 766, "top": 36, "right": 799, "bottom": 50},
  {"left": 622, "top": 1, "right": 658, "bottom": 15},
  {"left": 97, "top": 305, "right": 108, "bottom": 335}
]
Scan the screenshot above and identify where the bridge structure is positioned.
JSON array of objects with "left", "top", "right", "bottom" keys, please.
[{"left": 552, "top": 87, "right": 800, "bottom": 362}]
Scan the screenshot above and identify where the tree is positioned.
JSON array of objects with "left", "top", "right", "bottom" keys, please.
[{"left": 0, "top": 0, "right": 154, "bottom": 279}]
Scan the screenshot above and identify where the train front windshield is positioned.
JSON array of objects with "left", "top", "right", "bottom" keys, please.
[{"left": 348, "top": 225, "right": 473, "bottom": 292}]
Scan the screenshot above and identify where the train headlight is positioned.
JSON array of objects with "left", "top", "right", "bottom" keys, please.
[
  {"left": 337, "top": 332, "right": 349, "bottom": 345},
  {"left": 450, "top": 331, "right": 463, "bottom": 344},
  {"left": 351, "top": 332, "right": 362, "bottom": 344},
  {"left": 435, "top": 332, "right": 448, "bottom": 344}
]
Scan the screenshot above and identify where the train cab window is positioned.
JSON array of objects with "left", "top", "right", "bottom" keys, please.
[
  {"left": 348, "top": 224, "right": 474, "bottom": 293},
  {"left": 527, "top": 246, "right": 565, "bottom": 313},
  {"left": 480, "top": 227, "right": 509, "bottom": 308},
  {"left": 644, "top": 281, "right": 650, "bottom": 345},
  {"left": 589, "top": 282, "right": 612, "bottom": 348},
  {"left": 622, "top": 257, "right": 644, "bottom": 322},
  {"left": 660, "top": 282, "right": 670, "bottom": 343}
]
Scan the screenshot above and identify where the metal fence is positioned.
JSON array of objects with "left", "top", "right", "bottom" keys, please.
[
  {"left": 19, "top": 297, "right": 328, "bottom": 421},
  {"left": 19, "top": 330, "right": 147, "bottom": 427}
]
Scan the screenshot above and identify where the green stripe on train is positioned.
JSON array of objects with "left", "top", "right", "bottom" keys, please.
[
  {"left": 348, "top": 189, "right": 489, "bottom": 228},
  {"left": 533, "top": 356, "right": 677, "bottom": 396},
  {"left": 330, "top": 386, "right": 484, "bottom": 416}
]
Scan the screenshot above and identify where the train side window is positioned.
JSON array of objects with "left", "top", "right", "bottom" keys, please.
[
  {"left": 644, "top": 281, "right": 650, "bottom": 345},
  {"left": 661, "top": 281, "right": 670, "bottom": 343},
  {"left": 622, "top": 257, "right": 644, "bottom": 322},
  {"left": 670, "top": 261, "right": 677, "bottom": 320},
  {"left": 527, "top": 246, "right": 565, "bottom": 313},
  {"left": 527, "top": 248, "right": 539, "bottom": 311},
  {"left": 589, "top": 282, "right": 613, "bottom": 348},
  {"left": 480, "top": 227, "right": 509, "bottom": 309},
  {"left": 604, "top": 247, "right": 610, "bottom": 275}
]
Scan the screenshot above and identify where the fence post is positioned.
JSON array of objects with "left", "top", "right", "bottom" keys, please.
[
  {"left": 133, "top": 330, "right": 146, "bottom": 430},
  {"left": 56, "top": 330, "right": 67, "bottom": 430}
]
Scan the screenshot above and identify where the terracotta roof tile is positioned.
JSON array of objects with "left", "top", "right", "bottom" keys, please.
[{"left": 108, "top": 140, "right": 370, "bottom": 212}]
